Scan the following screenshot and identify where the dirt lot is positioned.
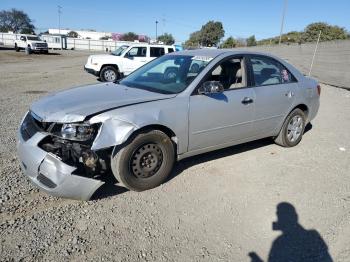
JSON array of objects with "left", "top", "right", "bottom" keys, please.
[{"left": 0, "top": 49, "right": 349, "bottom": 261}]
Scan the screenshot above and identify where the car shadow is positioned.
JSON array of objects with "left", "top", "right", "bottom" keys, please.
[
  {"left": 44, "top": 52, "right": 61, "bottom": 56},
  {"left": 92, "top": 123, "right": 313, "bottom": 200},
  {"left": 90, "top": 172, "right": 128, "bottom": 200},
  {"left": 0, "top": 46, "right": 14, "bottom": 50}
]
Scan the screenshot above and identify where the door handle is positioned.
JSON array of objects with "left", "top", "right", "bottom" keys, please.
[
  {"left": 285, "top": 91, "right": 294, "bottom": 98},
  {"left": 241, "top": 97, "right": 254, "bottom": 105}
]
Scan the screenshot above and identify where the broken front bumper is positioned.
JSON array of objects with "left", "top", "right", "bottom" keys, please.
[{"left": 17, "top": 114, "right": 104, "bottom": 200}]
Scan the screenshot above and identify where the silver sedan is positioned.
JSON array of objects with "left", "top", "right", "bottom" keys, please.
[{"left": 17, "top": 49, "right": 320, "bottom": 200}]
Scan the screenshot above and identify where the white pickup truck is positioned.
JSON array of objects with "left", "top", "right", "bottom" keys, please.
[
  {"left": 14, "top": 34, "right": 49, "bottom": 54},
  {"left": 84, "top": 44, "right": 176, "bottom": 82}
]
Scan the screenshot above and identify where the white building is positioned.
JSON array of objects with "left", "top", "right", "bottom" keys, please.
[{"left": 48, "top": 29, "right": 112, "bottom": 40}]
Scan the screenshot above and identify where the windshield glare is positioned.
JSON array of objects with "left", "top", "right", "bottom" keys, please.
[
  {"left": 27, "top": 36, "right": 40, "bottom": 41},
  {"left": 120, "top": 55, "right": 212, "bottom": 94},
  {"left": 112, "top": 45, "right": 129, "bottom": 56}
]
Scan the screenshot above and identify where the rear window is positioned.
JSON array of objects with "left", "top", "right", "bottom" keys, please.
[{"left": 150, "top": 47, "right": 165, "bottom": 57}]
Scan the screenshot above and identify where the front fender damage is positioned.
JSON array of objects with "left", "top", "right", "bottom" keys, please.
[
  {"left": 90, "top": 117, "right": 139, "bottom": 150},
  {"left": 89, "top": 110, "right": 167, "bottom": 151}
]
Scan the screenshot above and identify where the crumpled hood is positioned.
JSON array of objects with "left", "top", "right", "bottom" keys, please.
[{"left": 30, "top": 83, "right": 176, "bottom": 123}]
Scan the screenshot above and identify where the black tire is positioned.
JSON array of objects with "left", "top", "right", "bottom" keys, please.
[
  {"left": 274, "top": 108, "right": 306, "bottom": 147},
  {"left": 111, "top": 130, "right": 175, "bottom": 191},
  {"left": 43, "top": 50, "right": 49, "bottom": 54},
  {"left": 100, "top": 66, "right": 119, "bottom": 82},
  {"left": 15, "top": 44, "right": 19, "bottom": 52}
]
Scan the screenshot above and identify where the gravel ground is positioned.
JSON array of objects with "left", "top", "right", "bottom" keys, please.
[{"left": 0, "top": 49, "right": 349, "bottom": 261}]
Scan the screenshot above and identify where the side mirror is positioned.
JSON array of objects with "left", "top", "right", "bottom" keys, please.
[
  {"left": 124, "top": 53, "right": 133, "bottom": 60},
  {"left": 198, "top": 81, "right": 224, "bottom": 95}
]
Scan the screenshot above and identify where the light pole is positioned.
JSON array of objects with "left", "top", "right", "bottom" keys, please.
[
  {"left": 279, "top": 0, "right": 287, "bottom": 45},
  {"left": 155, "top": 20, "right": 159, "bottom": 42},
  {"left": 58, "top": 5, "right": 62, "bottom": 35}
]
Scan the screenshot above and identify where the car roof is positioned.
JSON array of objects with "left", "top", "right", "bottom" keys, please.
[
  {"left": 171, "top": 48, "right": 280, "bottom": 59},
  {"left": 128, "top": 44, "right": 174, "bottom": 48}
]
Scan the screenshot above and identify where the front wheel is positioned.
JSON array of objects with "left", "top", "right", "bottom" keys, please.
[
  {"left": 111, "top": 130, "right": 175, "bottom": 191},
  {"left": 274, "top": 108, "right": 306, "bottom": 147},
  {"left": 100, "top": 66, "right": 119, "bottom": 82},
  {"left": 15, "top": 44, "right": 19, "bottom": 52}
]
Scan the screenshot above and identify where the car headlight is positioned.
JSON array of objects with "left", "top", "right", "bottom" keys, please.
[
  {"left": 59, "top": 123, "right": 98, "bottom": 141},
  {"left": 90, "top": 58, "right": 98, "bottom": 65}
]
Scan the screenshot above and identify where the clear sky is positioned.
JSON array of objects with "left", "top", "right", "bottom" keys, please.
[{"left": 1, "top": 0, "right": 349, "bottom": 43}]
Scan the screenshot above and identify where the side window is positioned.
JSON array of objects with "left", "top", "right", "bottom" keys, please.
[
  {"left": 20, "top": 36, "right": 26, "bottom": 41},
  {"left": 127, "top": 47, "right": 147, "bottom": 57},
  {"left": 205, "top": 57, "right": 246, "bottom": 90},
  {"left": 168, "top": 48, "right": 174, "bottom": 53},
  {"left": 150, "top": 47, "right": 165, "bottom": 57},
  {"left": 250, "top": 56, "right": 296, "bottom": 86}
]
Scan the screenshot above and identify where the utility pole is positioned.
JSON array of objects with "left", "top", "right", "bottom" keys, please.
[
  {"left": 309, "top": 30, "right": 322, "bottom": 76},
  {"left": 155, "top": 20, "right": 159, "bottom": 42},
  {"left": 279, "top": 0, "right": 287, "bottom": 45},
  {"left": 58, "top": 5, "right": 62, "bottom": 35}
]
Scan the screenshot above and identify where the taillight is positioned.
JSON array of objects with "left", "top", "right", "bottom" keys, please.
[{"left": 317, "top": 84, "right": 321, "bottom": 96}]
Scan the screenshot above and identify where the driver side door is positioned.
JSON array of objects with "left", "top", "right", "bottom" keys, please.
[{"left": 188, "top": 55, "right": 256, "bottom": 151}]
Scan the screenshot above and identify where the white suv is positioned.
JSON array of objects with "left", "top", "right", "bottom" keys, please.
[
  {"left": 14, "top": 34, "right": 48, "bottom": 54},
  {"left": 84, "top": 44, "right": 176, "bottom": 82}
]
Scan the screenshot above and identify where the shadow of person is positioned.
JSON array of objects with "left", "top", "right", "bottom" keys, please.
[{"left": 248, "top": 202, "right": 332, "bottom": 262}]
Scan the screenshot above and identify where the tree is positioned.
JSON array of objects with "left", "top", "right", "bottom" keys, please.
[
  {"left": 120, "top": 32, "right": 138, "bottom": 41},
  {"left": 302, "top": 22, "right": 348, "bottom": 42},
  {"left": 221, "top": 36, "right": 236, "bottom": 48},
  {"left": 184, "top": 31, "right": 201, "bottom": 48},
  {"left": 157, "top": 33, "right": 175, "bottom": 45},
  {"left": 67, "top": 30, "right": 78, "bottom": 38},
  {"left": 185, "top": 21, "right": 225, "bottom": 48},
  {"left": 246, "top": 35, "right": 257, "bottom": 46},
  {"left": 0, "top": 8, "right": 35, "bottom": 33},
  {"left": 200, "top": 21, "right": 225, "bottom": 47},
  {"left": 236, "top": 38, "right": 247, "bottom": 47}
]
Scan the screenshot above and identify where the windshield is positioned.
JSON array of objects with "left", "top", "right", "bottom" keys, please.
[
  {"left": 120, "top": 55, "right": 212, "bottom": 94},
  {"left": 27, "top": 36, "right": 40, "bottom": 41},
  {"left": 112, "top": 45, "right": 129, "bottom": 56}
]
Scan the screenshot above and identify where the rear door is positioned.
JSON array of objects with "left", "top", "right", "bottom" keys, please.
[
  {"left": 149, "top": 47, "right": 165, "bottom": 62},
  {"left": 248, "top": 55, "right": 298, "bottom": 136}
]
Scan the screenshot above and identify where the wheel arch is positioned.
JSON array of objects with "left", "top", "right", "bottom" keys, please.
[
  {"left": 274, "top": 103, "right": 309, "bottom": 137},
  {"left": 291, "top": 104, "right": 309, "bottom": 120},
  {"left": 110, "top": 124, "right": 178, "bottom": 158},
  {"left": 100, "top": 64, "right": 119, "bottom": 72}
]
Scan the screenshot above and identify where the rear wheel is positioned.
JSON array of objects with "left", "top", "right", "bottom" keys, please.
[
  {"left": 100, "top": 66, "right": 119, "bottom": 82},
  {"left": 274, "top": 108, "right": 306, "bottom": 147},
  {"left": 15, "top": 44, "right": 19, "bottom": 52},
  {"left": 111, "top": 130, "right": 175, "bottom": 191}
]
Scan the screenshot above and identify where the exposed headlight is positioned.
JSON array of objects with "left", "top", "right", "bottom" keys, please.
[{"left": 60, "top": 123, "right": 98, "bottom": 141}]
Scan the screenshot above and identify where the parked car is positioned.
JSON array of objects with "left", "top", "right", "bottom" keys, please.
[
  {"left": 14, "top": 34, "right": 48, "bottom": 54},
  {"left": 18, "top": 49, "right": 320, "bottom": 200},
  {"left": 84, "top": 44, "right": 176, "bottom": 82}
]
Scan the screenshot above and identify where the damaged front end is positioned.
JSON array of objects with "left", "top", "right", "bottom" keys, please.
[{"left": 17, "top": 111, "right": 110, "bottom": 200}]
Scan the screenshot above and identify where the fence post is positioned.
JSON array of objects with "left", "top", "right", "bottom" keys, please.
[
  {"left": 88, "top": 39, "right": 90, "bottom": 51},
  {"left": 308, "top": 30, "right": 321, "bottom": 76}
]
